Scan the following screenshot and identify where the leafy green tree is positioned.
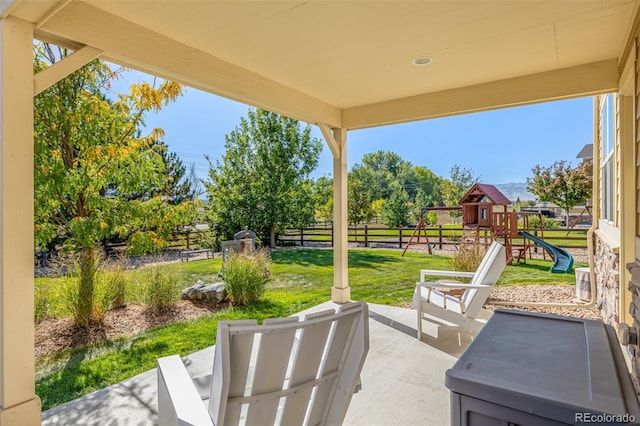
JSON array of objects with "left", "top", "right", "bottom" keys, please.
[
  {"left": 348, "top": 178, "right": 373, "bottom": 226},
  {"left": 357, "top": 150, "right": 408, "bottom": 200},
  {"left": 111, "top": 140, "right": 195, "bottom": 205},
  {"left": 382, "top": 184, "right": 411, "bottom": 227},
  {"left": 362, "top": 150, "right": 405, "bottom": 176},
  {"left": 441, "top": 165, "right": 479, "bottom": 220},
  {"left": 411, "top": 189, "right": 431, "bottom": 223},
  {"left": 527, "top": 160, "right": 592, "bottom": 228},
  {"left": 413, "top": 166, "right": 443, "bottom": 206},
  {"left": 370, "top": 199, "right": 385, "bottom": 223},
  {"left": 205, "top": 109, "right": 322, "bottom": 247},
  {"left": 350, "top": 151, "right": 442, "bottom": 204},
  {"left": 313, "top": 176, "right": 333, "bottom": 225},
  {"left": 426, "top": 211, "right": 439, "bottom": 226},
  {"left": 161, "top": 145, "right": 196, "bottom": 204},
  {"left": 34, "top": 43, "right": 186, "bottom": 326},
  {"left": 350, "top": 163, "right": 381, "bottom": 200}
]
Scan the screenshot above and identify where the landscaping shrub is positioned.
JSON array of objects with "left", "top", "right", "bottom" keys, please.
[
  {"left": 61, "top": 252, "right": 113, "bottom": 327},
  {"left": 426, "top": 211, "right": 439, "bottom": 226},
  {"left": 34, "top": 282, "right": 52, "bottom": 323},
  {"left": 223, "top": 249, "right": 271, "bottom": 305},
  {"left": 524, "top": 215, "right": 561, "bottom": 229},
  {"left": 143, "top": 264, "right": 181, "bottom": 312},
  {"left": 102, "top": 260, "right": 129, "bottom": 309},
  {"left": 196, "top": 230, "right": 221, "bottom": 251},
  {"left": 449, "top": 243, "right": 486, "bottom": 274}
]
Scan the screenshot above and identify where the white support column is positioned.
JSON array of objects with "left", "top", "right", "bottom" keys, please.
[
  {"left": 319, "top": 123, "right": 350, "bottom": 303},
  {"left": 0, "top": 16, "right": 41, "bottom": 425}
]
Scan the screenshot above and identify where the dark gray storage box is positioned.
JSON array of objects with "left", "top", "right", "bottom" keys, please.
[{"left": 446, "top": 309, "right": 640, "bottom": 425}]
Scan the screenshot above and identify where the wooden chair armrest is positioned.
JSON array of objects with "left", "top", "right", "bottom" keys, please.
[
  {"left": 419, "top": 269, "right": 475, "bottom": 281},
  {"left": 157, "top": 355, "right": 213, "bottom": 426},
  {"left": 416, "top": 281, "right": 492, "bottom": 290}
]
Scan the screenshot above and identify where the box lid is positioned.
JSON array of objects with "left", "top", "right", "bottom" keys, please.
[{"left": 445, "top": 310, "right": 640, "bottom": 424}]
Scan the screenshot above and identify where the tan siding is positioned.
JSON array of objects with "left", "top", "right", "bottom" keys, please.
[{"left": 637, "top": 34, "right": 640, "bottom": 234}]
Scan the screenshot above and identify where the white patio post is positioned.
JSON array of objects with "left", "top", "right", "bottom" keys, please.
[
  {"left": 319, "top": 124, "right": 350, "bottom": 303},
  {"left": 0, "top": 16, "right": 41, "bottom": 425}
]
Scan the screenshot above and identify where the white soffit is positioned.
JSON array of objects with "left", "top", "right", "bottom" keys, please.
[{"left": 10, "top": 0, "right": 639, "bottom": 128}]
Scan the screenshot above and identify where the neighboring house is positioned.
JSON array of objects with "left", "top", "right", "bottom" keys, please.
[{"left": 577, "top": 143, "right": 594, "bottom": 162}]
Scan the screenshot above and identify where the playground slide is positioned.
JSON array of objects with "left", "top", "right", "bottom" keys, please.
[{"left": 518, "top": 231, "right": 574, "bottom": 273}]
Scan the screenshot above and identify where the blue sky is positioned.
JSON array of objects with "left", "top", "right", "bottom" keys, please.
[{"left": 109, "top": 69, "right": 593, "bottom": 185}]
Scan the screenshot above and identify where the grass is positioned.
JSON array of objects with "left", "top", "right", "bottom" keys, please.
[{"left": 35, "top": 248, "right": 586, "bottom": 410}]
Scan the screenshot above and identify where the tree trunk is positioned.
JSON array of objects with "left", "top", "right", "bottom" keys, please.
[
  {"left": 76, "top": 245, "right": 97, "bottom": 328},
  {"left": 270, "top": 225, "right": 276, "bottom": 249}
]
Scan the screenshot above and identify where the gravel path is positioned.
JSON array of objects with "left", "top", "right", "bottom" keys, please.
[{"left": 486, "top": 284, "right": 600, "bottom": 320}]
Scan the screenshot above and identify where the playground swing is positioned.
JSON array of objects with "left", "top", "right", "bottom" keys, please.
[{"left": 401, "top": 207, "right": 432, "bottom": 256}]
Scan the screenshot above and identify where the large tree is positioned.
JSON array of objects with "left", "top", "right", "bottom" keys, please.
[
  {"left": 441, "top": 165, "right": 479, "bottom": 219},
  {"left": 413, "top": 166, "right": 443, "bottom": 207},
  {"left": 354, "top": 150, "right": 409, "bottom": 201},
  {"left": 527, "top": 160, "right": 592, "bottom": 228},
  {"left": 347, "top": 177, "right": 373, "bottom": 226},
  {"left": 382, "top": 183, "right": 411, "bottom": 227},
  {"left": 159, "top": 143, "right": 197, "bottom": 204},
  {"left": 34, "top": 43, "right": 186, "bottom": 325},
  {"left": 313, "top": 176, "right": 334, "bottom": 225},
  {"left": 205, "top": 109, "right": 322, "bottom": 247},
  {"left": 350, "top": 151, "right": 442, "bottom": 204},
  {"left": 110, "top": 140, "right": 196, "bottom": 205}
]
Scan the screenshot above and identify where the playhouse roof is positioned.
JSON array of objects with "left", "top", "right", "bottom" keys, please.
[{"left": 459, "top": 184, "right": 512, "bottom": 206}]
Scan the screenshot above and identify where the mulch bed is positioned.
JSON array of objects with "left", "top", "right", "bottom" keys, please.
[
  {"left": 35, "top": 300, "right": 224, "bottom": 360},
  {"left": 36, "top": 283, "right": 600, "bottom": 360}
]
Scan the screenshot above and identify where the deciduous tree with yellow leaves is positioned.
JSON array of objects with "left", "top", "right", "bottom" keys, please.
[{"left": 33, "top": 42, "right": 194, "bottom": 326}]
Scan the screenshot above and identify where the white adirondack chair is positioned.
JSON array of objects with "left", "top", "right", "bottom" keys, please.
[
  {"left": 157, "top": 301, "right": 369, "bottom": 426},
  {"left": 413, "top": 241, "right": 506, "bottom": 338}
]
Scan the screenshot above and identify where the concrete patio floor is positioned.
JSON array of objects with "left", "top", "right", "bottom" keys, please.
[{"left": 42, "top": 302, "right": 473, "bottom": 426}]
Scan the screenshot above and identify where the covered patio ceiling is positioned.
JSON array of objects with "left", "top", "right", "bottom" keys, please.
[
  {"left": 1, "top": 2, "right": 639, "bottom": 423},
  {"left": 6, "top": 0, "right": 637, "bottom": 129}
]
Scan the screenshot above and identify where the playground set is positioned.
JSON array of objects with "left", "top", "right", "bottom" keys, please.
[{"left": 403, "top": 183, "right": 574, "bottom": 273}]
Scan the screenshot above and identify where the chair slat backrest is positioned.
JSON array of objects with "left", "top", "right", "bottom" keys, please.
[
  {"left": 459, "top": 241, "right": 506, "bottom": 316},
  {"left": 279, "top": 310, "right": 335, "bottom": 425},
  {"left": 209, "top": 319, "right": 257, "bottom": 425},
  {"left": 208, "top": 301, "right": 369, "bottom": 426},
  {"left": 245, "top": 317, "right": 299, "bottom": 426},
  {"left": 314, "top": 302, "right": 369, "bottom": 426}
]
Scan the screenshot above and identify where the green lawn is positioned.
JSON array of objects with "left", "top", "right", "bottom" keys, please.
[{"left": 35, "top": 248, "right": 586, "bottom": 410}]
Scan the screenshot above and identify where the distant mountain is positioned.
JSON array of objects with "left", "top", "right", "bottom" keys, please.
[{"left": 494, "top": 182, "right": 535, "bottom": 203}]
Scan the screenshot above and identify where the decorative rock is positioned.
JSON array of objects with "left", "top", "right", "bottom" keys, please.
[
  {"left": 181, "top": 280, "right": 227, "bottom": 303},
  {"left": 594, "top": 238, "right": 620, "bottom": 326}
]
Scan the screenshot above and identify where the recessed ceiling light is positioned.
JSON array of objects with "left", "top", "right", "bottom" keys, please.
[{"left": 412, "top": 56, "right": 433, "bottom": 66}]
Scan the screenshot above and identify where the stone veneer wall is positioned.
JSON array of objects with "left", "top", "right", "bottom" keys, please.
[
  {"left": 594, "top": 237, "right": 620, "bottom": 327},
  {"left": 626, "top": 261, "right": 640, "bottom": 394}
]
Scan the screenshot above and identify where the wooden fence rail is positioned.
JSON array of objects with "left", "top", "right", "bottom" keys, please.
[{"left": 277, "top": 225, "right": 588, "bottom": 250}]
